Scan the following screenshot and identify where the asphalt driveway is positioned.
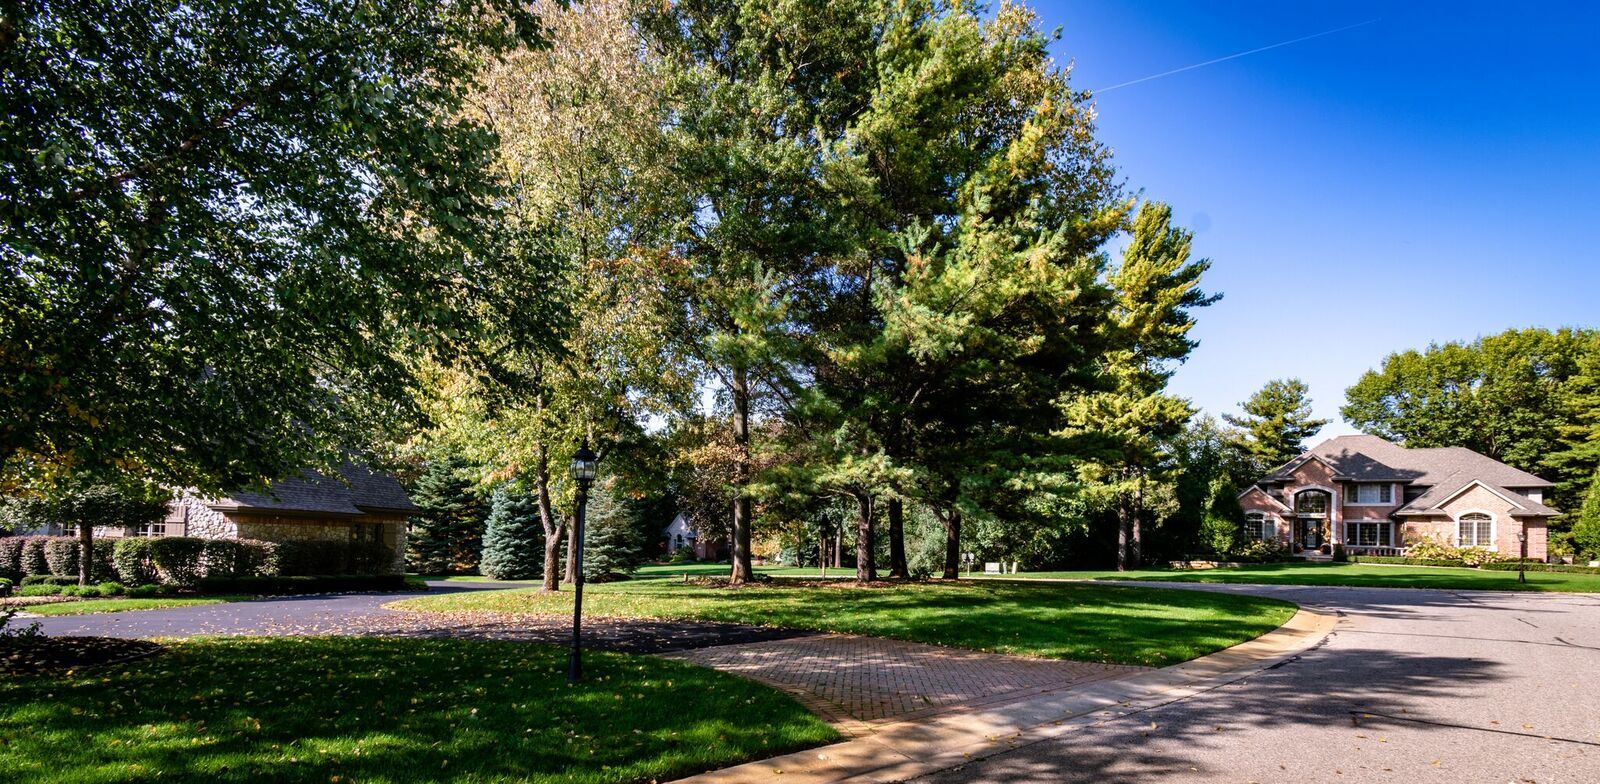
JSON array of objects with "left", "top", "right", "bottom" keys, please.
[
  {"left": 913, "top": 582, "right": 1600, "bottom": 783},
  {"left": 29, "top": 580, "right": 812, "bottom": 654}
]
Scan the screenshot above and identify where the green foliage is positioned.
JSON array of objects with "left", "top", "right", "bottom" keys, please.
[
  {"left": 0, "top": 0, "right": 556, "bottom": 494},
  {"left": 1198, "top": 477, "right": 1245, "bottom": 557},
  {"left": 42, "top": 536, "right": 80, "bottom": 577},
  {"left": 479, "top": 486, "right": 545, "bottom": 581},
  {"left": 583, "top": 483, "right": 643, "bottom": 580},
  {"left": 1479, "top": 561, "right": 1600, "bottom": 574},
  {"left": 147, "top": 537, "right": 207, "bottom": 586},
  {"left": 0, "top": 536, "right": 27, "bottom": 581},
  {"left": 1331, "top": 543, "right": 1348, "bottom": 563},
  {"left": 1342, "top": 327, "right": 1597, "bottom": 508},
  {"left": 405, "top": 458, "right": 487, "bottom": 575},
  {"left": 1571, "top": 468, "right": 1600, "bottom": 558},
  {"left": 1223, "top": 378, "right": 1329, "bottom": 472},
  {"left": 111, "top": 538, "right": 156, "bottom": 585}
]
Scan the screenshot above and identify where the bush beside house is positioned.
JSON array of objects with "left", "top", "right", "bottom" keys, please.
[{"left": 1, "top": 534, "right": 394, "bottom": 593}]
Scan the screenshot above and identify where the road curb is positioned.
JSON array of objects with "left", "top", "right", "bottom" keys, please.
[{"left": 667, "top": 604, "right": 1337, "bottom": 784}]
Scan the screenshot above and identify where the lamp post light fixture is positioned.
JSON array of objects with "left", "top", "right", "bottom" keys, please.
[
  {"left": 567, "top": 439, "right": 599, "bottom": 683},
  {"left": 1518, "top": 522, "right": 1529, "bottom": 585}
]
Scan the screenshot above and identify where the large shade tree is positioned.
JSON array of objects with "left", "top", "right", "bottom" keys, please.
[{"left": 0, "top": 0, "right": 556, "bottom": 496}]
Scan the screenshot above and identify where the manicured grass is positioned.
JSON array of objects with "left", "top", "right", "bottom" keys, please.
[
  {"left": 417, "top": 563, "right": 845, "bottom": 582},
  {"left": 998, "top": 561, "right": 1600, "bottom": 592},
  {"left": 0, "top": 637, "right": 835, "bottom": 784},
  {"left": 21, "top": 596, "right": 250, "bottom": 616},
  {"left": 392, "top": 579, "right": 1296, "bottom": 667}
]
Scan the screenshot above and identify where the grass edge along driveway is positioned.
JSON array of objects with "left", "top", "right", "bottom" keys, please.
[
  {"left": 392, "top": 579, "right": 1297, "bottom": 668},
  {"left": 994, "top": 561, "right": 1600, "bottom": 592},
  {"left": 0, "top": 636, "right": 836, "bottom": 784}
]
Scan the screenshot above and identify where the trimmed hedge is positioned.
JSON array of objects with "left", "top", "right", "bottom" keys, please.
[
  {"left": 1351, "top": 555, "right": 1470, "bottom": 567},
  {"left": 0, "top": 537, "right": 25, "bottom": 581},
  {"left": 21, "top": 537, "right": 50, "bottom": 577},
  {"left": 148, "top": 536, "right": 208, "bottom": 585},
  {"left": 196, "top": 573, "right": 411, "bottom": 595},
  {"left": 276, "top": 540, "right": 392, "bottom": 577},
  {"left": 22, "top": 574, "right": 81, "bottom": 586},
  {"left": 112, "top": 538, "right": 157, "bottom": 585},
  {"left": 1480, "top": 562, "right": 1600, "bottom": 575}
]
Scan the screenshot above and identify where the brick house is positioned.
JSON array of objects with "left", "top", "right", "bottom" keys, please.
[
  {"left": 662, "top": 512, "right": 727, "bottom": 561},
  {"left": 1239, "top": 435, "right": 1558, "bottom": 560}
]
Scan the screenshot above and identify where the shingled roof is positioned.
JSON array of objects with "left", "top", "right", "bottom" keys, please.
[
  {"left": 210, "top": 462, "right": 417, "bottom": 517},
  {"left": 1266, "top": 435, "right": 1553, "bottom": 488}
]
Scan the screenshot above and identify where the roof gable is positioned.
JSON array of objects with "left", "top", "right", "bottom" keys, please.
[
  {"left": 213, "top": 462, "right": 417, "bottom": 516},
  {"left": 1266, "top": 435, "right": 1553, "bottom": 489}
]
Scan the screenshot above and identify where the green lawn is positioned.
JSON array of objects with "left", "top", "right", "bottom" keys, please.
[
  {"left": 994, "top": 561, "right": 1600, "bottom": 592},
  {"left": 392, "top": 579, "right": 1295, "bottom": 667},
  {"left": 0, "top": 637, "right": 835, "bottom": 784},
  {"left": 21, "top": 596, "right": 251, "bottom": 616},
  {"left": 418, "top": 563, "right": 842, "bottom": 583}
]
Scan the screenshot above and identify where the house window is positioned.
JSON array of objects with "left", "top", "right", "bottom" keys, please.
[
  {"left": 1350, "top": 483, "right": 1393, "bottom": 504},
  {"left": 1294, "top": 492, "right": 1329, "bottom": 515},
  {"left": 1344, "top": 521, "right": 1393, "bottom": 547},
  {"left": 1402, "top": 485, "right": 1426, "bottom": 504},
  {"left": 1457, "top": 513, "right": 1494, "bottom": 547},
  {"left": 1243, "top": 513, "right": 1273, "bottom": 541},
  {"left": 350, "top": 524, "right": 382, "bottom": 544},
  {"left": 135, "top": 520, "right": 167, "bottom": 537}
]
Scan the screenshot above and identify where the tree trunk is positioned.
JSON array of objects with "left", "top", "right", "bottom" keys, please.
[
  {"left": 564, "top": 514, "right": 579, "bottom": 583},
  {"left": 78, "top": 521, "right": 93, "bottom": 586},
  {"left": 536, "top": 441, "right": 562, "bottom": 592},
  {"left": 940, "top": 507, "right": 962, "bottom": 579},
  {"left": 1116, "top": 499, "right": 1129, "bottom": 572},
  {"left": 887, "top": 497, "right": 909, "bottom": 579},
  {"left": 1129, "top": 474, "right": 1144, "bottom": 570},
  {"left": 729, "top": 363, "right": 754, "bottom": 585},
  {"left": 854, "top": 491, "right": 876, "bottom": 583},
  {"left": 833, "top": 524, "right": 843, "bottom": 568}
]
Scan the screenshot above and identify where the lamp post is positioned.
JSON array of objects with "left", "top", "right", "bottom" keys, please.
[
  {"left": 567, "top": 439, "right": 599, "bottom": 683},
  {"left": 1518, "top": 521, "right": 1528, "bottom": 584}
]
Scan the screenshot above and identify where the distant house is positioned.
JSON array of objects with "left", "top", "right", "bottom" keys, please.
[
  {"left": 662, "top": 512, "right": 726, "bottom": 561},
  {"left": 1240, "top": 434, "right": 1558, "bottom": 560},
  {"left": 14, "top": 463, "right": 417, "bottom": 574}
]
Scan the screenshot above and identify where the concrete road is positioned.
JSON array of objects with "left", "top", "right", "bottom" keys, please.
[{"left": 914, "top": 583, "right": 1600, "bottom": 784}]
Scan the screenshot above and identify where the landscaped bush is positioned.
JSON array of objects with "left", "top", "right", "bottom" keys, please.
[
  {"left": 21, "top": 574, "right": 81, "bottom": 586},
  {"left": 276, "top": 539, "right": 392, "bottom": 577},
  {"left": 1457, "top": 547, "right": 1507, "bottom": 567},
  {"left": 126, "top": 584, "right": 162, "bottom": 597},
  {"left": 0, "top": 536, "right": 27, "bottom": 581},
  {"left": 196, "top": 573, "right": 411, "bottom": 595},
  {"left": 201, "top": 539, "right": 278, "bottom": 579},
  {"left": 20, "top": 537, "right": 50, "bottom": 577},
  {"left": 112, "top": 538, "right": 157, "bottom": 584},
  {"left": 1232, "top": 539, "right": 1294, "bottom": 563},
  {"left": 1405, "top": 539, "right": 1464, "bottom": 562},
  {"left": 42, "top": 536, "right": 79, "bottom": 577},
  {"left": 148, "top": 536, "right": 207, "bottom": 586},
  {"left": 17, "top": 584, "right": 63, "bottom": 597},
  {"left": 1351, "top": 555, "right": 1469, "bottom": 567},
  {"left": 1480, "top": 561, "right": 1600, "bottom": 574},
  {"left": 0, "top": 577, "right": 11, "bottom": 597}
]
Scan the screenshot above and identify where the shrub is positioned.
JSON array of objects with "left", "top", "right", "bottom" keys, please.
[
  {"left": 1331, "top": 543, "right": 1348, "bottom": 563},
  {"left": 148, "top": 537, "right": 207, "bottom": 586},
  {"left": 20, "top": 537, "right": 50, "bottom": 577},
  {"left": 201, "top": 539, "right": 278, "bottom": 579},
  {"left": 276, "top": 539, "right": 392, "bottom": 577},
  {"left": 1458, "top": 547, "right": 1507, "bottom": 567},
  {"left": 126, "top": 583, "right": 160, "bottom": 597},
  {"left": 0, "top": 536, "right": 27, "bottom": 581},
  {"left": 22, "top": 574, "right": 80, "bottom": 586},
  {"left": 17, "top": 584, "right": 62, "bottom": 596},
  {"left": 1480, "top": 562, "right": 1600, "bottom": 574},
  {"left": 1233, "top": 539, "right": 1293, "bottom": 563},
  {"left": 96, "top": 581, "right": 126, "bottom": 597},
  {"left": 0, "top": 577, "right": 10, "bottom": 597},
  {"left": 1406, "top": 538, "right": 1462, "bottom": 562},
  {"left": 113, "top": 538, "right": 157, "bottom": 585},
  {"left": 43, "top": 536, "right": 79, "bottom": 577},
  {"left": 1351, "top": 555, "right": 1469, "bottom": 567}
]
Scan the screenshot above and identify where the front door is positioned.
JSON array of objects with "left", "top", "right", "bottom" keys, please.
[{"left": 1299, "top": 518, "right": 1322, "bottom": 551}]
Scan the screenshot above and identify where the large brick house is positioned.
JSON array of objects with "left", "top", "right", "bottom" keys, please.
[{"left": 1239, "top": 435, "right": 1558, "bottom": 560}]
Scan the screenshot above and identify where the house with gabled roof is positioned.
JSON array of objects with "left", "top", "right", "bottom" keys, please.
[{"left": 1239, "top": 434, "right": 1558, "bottom": 560}]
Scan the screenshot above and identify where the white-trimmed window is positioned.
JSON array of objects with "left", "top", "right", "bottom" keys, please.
[
  {"left": 1344, "top": 521, "right": 1393, "bottom": 547},
  {"left": 1349, "top": 483, "right": 1393, "bottom": 505},
  {"left": 1457, "top": 513, "right": 1494, "bottom": 547},
  {"left": 1243, "top": 512, "right": 1273, "bottom": 541},
  {"left": 135, "top": 520, "right": 167, "bottom": 537}
]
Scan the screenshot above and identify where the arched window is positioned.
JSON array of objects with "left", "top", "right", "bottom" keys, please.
[
  {"left": 1294, "top": 491, "right": 1330, "bottom": 515},
  {"left": 1457, "top": 512, "right": 1494, "bottom": 548},
  {"left": 1244, "top": 512, "right": 1272, "bottom": 541}
]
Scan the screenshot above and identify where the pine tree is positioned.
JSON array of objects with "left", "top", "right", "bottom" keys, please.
[
  {"left": 405, "top": 458, "right": 486, "bottom": 575},
  {"left": 479, "top": 486, "right": 546, "bottom": 580},
  {"left": 1224, "top": 378, "right": 1330, "bottom": 474},
  {"left": 1571, "top": 468, "right": 1600, "bottom": 560},
  {"left": 582, "top": 483, "right": 641, "bottom": 580}
]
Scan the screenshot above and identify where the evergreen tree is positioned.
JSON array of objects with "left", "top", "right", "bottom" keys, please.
[
  {"left": 405, "top": 458, "right": 486, "bottom": 575},
  {"left": 1224, "top": 378, "right": 1330, "bottom": 474},
  {"left": 1199, "top": 476, "right": 1245, "bottom": 557},
  {"left": 582, "top": 483, "right": 642, "bottom": 580},
  {"left": 1546, "top": 334, "right": 1600, "bottom": 511},
  {"left": 1063, "top": 202, "right": 1216, "bottom": 570},
  {"left": 1571, "top": 468, "right": 1600, "bottom": 560},
  {"left": 479, "top": 486, "right": 546, "bottom": 581}
]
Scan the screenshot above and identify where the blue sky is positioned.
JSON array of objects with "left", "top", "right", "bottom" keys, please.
[{"left": 1038, "top": 1, "right": 1600, "bottom": 436}]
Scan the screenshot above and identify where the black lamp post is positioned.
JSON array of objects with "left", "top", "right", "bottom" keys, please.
[
  {"left": 1518, "top": 521, "right": 1528, "bottom": 584},
  {"left": 567, "top": 439, "right": 599, "bottom": 683}
]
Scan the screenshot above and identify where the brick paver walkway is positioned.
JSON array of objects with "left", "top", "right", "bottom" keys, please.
[{"left": 660, "top": 634, "right": 1147, "bottom": 733}]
